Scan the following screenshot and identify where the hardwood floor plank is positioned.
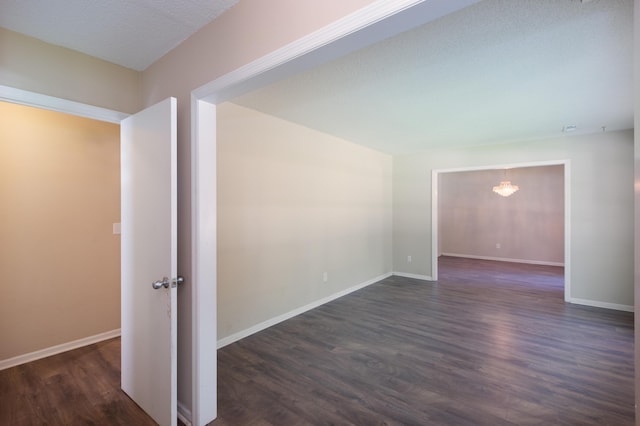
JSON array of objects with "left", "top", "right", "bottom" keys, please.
[
  {"left": 214, "top": 257, "right": 634, "bottom": 425},
  {"left": 1, "top": 257, "right": 634, "bottom": 425},
  {"left": 0, "top": 338, "right": 157, "bottom": 426}
]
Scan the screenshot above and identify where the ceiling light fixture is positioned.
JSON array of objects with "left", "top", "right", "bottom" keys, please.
[
  {"left": 493, "top": 169, "right": 519, "bottom": 197},
  {"left": 493, "top": 181, "right": 520, "bottom": 197},
  {"left": 562, "top": 125, "right": 577, "bottom": 132}
]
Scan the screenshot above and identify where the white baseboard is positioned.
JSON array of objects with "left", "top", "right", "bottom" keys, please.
[
  {"left": 177, "top": 401, "right": 192, "bottom": 426},
  {"left": 392, "top": 272, "right": 433, "bottom": 281},
  {"left": 217, "top": 272, "right": 393, "bottom": 349},
  {"left": 0, "top": 328, "right": 121, "bottom": 371},
  {"left": 568, "top": 298, "right": 634, "bottom": 312},
  {"left": 441, "top": 253, "right": 564, "bottom": 267}
]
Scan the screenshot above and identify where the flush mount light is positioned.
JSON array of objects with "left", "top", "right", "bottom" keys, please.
[{"left": 562, "top": 125, "right": 577, "bottom": 132}]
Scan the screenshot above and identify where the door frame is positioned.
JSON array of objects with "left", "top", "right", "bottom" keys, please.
[
  {"left": 0, "top": 86, "right": 192, "bottom": 425},
  {"left": 190, "top": 1, "right": 482, "bottom": 423},
  {"left": 0, "top": 85, "right": 127, "bottom": 123},
  {"left": 431, "top": 160, "right": 571, "bottom": 302}
]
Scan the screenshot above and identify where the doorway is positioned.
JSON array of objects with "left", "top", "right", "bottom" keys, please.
[
  {"left": 0, "top": 101, "right": 120, "bottom": 364},
  {"left": 431, "top": 161, "right": 570, "bottom": 301},
  {"left": 0, "top": 87, "right": 126, "bottom": 369}
]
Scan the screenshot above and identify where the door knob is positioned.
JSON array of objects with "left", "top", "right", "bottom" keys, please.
[
  {"left": 152, "top": 276, "right": 184, "bottom": 289},
  {"left": 152, "top": 277, "right": 170, "bottom": 289}
]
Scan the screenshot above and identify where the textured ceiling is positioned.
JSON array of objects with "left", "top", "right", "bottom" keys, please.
[
  {"left": 233, "top": 0, "right": 634, "bottom": 154},
  {"left": 0, "top": 0, "right": 632, "bottom": 154},
  {"left": 0, "top": 0, "right": 239, "bottom": 71}
]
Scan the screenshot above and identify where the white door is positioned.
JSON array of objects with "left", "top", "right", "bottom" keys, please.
[{"left": 120, "top": 97, "right": 178, "bottom": 426}]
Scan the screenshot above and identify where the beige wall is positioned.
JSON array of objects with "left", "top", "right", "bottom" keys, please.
[
  {"left": 0, "top": 102, "right": 120, "bottom": 360},
  {"left": 0, "top": 28, "right": 141, "bottom": 113},
  {"left": 217, "top": 102, "right": 392, "bottom": 339},
  {"left": 394, "top": 130, "right": 634, "bottom": 307},
  {"left": 439, "top": 166, "right": 564, "bottom": 264}
]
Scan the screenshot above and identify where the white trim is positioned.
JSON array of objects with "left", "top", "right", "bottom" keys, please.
[
  {"left": 190, "top": 98, "right": 218, "bottom": 426},
  {"left": 441, "top": 253, "right": 565, "bottom": 267},
  {"left": 193, "top": 0, "right": 479, "bottom": 103},
  {"left": 0, "top": 329, "right": 121, "bottom": 371},
  {"left": 393, "top": 272, "right": 433, "bottom": 281},
  {"left": 563, "top": 161, "right": 572, "bottom": 302},
  {"left": 431, "top": 159, "right": 570, "bottom": 174},
  {"left": 431, "top": 159, "right": 571, "bottom": 305},
  {"left": 193, "top": 0, "right": 425, "bottom": 100},
  {"left": 568, "top": 298, "right": 634, "bottom": 312},
  {"left": 178, "top": 401, "right": 193, "bottom": 426},
  {"left": 0, "top": 85, "right": 128, "bottom": 123},
  {"left": 217, "top": 273, "right": 392, "bottom": 349},
  {"left": 432, "top": 169, "right": 439, "bottom": 280}
]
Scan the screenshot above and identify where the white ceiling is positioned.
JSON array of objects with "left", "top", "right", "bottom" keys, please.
[
  {"left": 0, "top": 0, "right": 239, "bottom": 71},
  {"left": 232, "top": 0, "right": 634, "bottom": 154},
  {"left": 0, "top": 0, "right": 633, "bottom": 154}
]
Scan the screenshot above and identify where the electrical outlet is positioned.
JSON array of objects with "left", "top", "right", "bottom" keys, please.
[
  {"left": 408, "top": 255, "right": 412, "bottom": 263},
  {"left": 496, "top": 243, "right": 501, "bottom": 249},
  {"left": 323, "top": 272, "right": 328, "bottom": 282}
]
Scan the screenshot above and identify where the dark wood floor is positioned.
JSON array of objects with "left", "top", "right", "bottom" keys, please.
[
  {"left": 214, "top": 257, "right": 634, "bottom": 425},
  {"left": 0, "top": 336, "right": 156, "bottom": 425},
  {"left": 1, "top": 257, "right": 634, "bottom": 425}
]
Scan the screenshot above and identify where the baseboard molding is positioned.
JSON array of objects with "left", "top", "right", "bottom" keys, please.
[
  {"left": 177, "top": 401, "right": 193, "bottom": 426},
  {"left": 568, "top": 298, "right": 634, "bottom": 312},
  {"left": 0, "top": 328, "right": 121, "bottom": 371},
  {"left": 441, "top": 253, "right": 564, "bottom": 267},
  {"left": 217, "top": 272, "right": 392, "bottom": 349},
  {"left": 392, "top": 272, "right": 433, "bottom": 281}
]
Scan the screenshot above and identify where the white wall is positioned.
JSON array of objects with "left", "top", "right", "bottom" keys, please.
[
  {"left": 439, "top": 166, "right": 564, "bottom": 265},
  {"left": 217, "top": 102, "right": 392, "bottom": 339},
  {"left": 394, "top": 130, "right": 634, "bottom": 307}
]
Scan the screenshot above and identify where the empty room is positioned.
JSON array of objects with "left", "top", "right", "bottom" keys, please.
[{"left": 1, "top": 0, "right": 638, "bottom": 425}]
